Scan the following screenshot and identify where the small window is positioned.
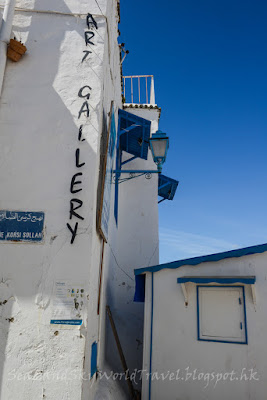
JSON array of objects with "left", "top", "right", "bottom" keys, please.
[{"left": 197, "top": 286, "right": 247, "bottom": 344}]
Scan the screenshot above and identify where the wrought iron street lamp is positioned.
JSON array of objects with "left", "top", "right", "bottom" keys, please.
[{"left": 149, "top": 130, "right": 169, "bottom": 172}]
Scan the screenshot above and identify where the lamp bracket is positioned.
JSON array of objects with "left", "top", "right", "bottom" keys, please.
[
  {"left": 113, "top": 169, "right": 159, "bottom": 184},
  {"left": 158, "top": 198, "right": 167, "bottom": 204}
]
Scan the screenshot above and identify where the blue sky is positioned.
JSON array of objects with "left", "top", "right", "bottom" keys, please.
[{"left": 120, "top": 0, "right": 267, "bottom": 263}]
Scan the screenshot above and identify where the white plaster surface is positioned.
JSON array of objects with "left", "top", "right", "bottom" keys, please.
[
  {"left": 141, "top": 251, "right": 267, "bottom": 400},
  {"left": 96, "top": 106, "right": 160, "bottom": 396},
  {"left": 0, "top": 1, "right": 121, "bottom": 399}
]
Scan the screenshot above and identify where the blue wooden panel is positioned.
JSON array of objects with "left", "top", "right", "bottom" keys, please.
[
  {"left": 91, "top": 341, "right": 98, "bottom": 377},
  {"left": 158, "top": 174, "right": 179, "bottom": 200},
  {"left": 0, "top": 210, "right": 44, "bottom": 242},
  {"left": 118, "top": 109, "right": 151, "bottom": 160}
]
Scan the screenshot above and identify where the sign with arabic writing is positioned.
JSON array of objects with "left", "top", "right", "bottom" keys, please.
[{"left": 0, "top": 210, "right": 45, "bottom": 242}]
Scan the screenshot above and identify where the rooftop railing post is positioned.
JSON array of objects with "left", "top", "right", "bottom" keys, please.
[
  {"left": 138, "top": 76, "right": 140, "bottom": 104},
  {"left": 146, "top": 77, "right": 148, "bottom": 104},
  {"left": 150, "top": 76, "right": 155, "bottom": 105}
]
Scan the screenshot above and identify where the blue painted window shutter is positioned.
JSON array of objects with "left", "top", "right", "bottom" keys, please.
[
  {"left": 118, "top": 109, "right": 151, "bottom": 160},
  {"left": 114, "top": 109, "right": 152, "bottom": 224},
  {"left": 134, "top": 274, "right": 146, "bottom": 302}
]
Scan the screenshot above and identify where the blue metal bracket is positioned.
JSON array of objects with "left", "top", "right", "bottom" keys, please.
[
  {"left": 121, "top": 156, "right": 138, "bottom": 166},
  {"left": 113, "top": 169, "right": 159, "bottom": 184},
  {"left": 158, "top": 198, "right": 166, "bottom": 204}
]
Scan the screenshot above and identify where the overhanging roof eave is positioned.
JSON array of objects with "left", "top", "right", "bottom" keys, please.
[{"left": 134, "top": 243, "right": 267, "bottom": 276}]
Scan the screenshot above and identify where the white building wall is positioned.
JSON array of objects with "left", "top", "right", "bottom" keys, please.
[
  {"left": 98, "top": 107, "right": 160, "bottom": 395},
  {"left": 0, "top": 1, "right": 123, "bottom": 399},
  {"left": 142, "top": 251, "right": 267, "bottom": 400}
]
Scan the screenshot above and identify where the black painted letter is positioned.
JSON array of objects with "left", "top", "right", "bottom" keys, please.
[
  {"left": 70, "top": 172, "right": 83, "bottom": 194},
  {"left": 67, "top": 222, "right": 78, "bottom": 244},
  {"left": 82, "top": 50, "right": 92, "bottom": 63},
  {"left": 78, "top": 125, "right": 85, "bottom": 141},
  {"left": 78, "top": 86, "right": 92, "bottom": 100},
  {"left": 78, "top": 101, "right": 90, "bottom": 119},
  {"left": 70, "top": 199, "right": 84, "bottom": 220},
  {"left": 84, "top": 31, "right": 95, "bottom": 46},
  {"left": 86, "top": 13, "right": 98, "bottom": 30},
  {"left": 75, "top": 148, "right": 85, "bottom": 168}
]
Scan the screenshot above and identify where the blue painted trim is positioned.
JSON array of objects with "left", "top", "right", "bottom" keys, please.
[
  {"left": 114, "top": 115, "right": 121, "bottom": 225},
  {"left": 178, "top": 277, "right": 256, "bottom": 285},
  {"left": 114, "top": 176, "right": 119, "bottom": 225},
  {"left": 196, "top": 285, "right": 200, "bottom": 342},
  {"left": 197, "top": 338, "right": 247, "bottom": 345},
  {"left": 242, "top": 285, "right": 248, "bottom": 344},
  {"left": 149, "top": 272, "right": 154, "bottom": 400},
  {"left": 135, "top": 243, "right": 267, "bottom": 275},
  {"left": 196, "top": 285, "right": 248, "bottom": 345},
  {"left": 91, "top": 341, "right": 98, "bottom": 378}
]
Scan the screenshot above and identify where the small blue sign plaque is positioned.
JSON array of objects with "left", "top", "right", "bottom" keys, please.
[
  {"left": 0, "top": 210, "right": 45, "bottom": 242},
  {"left": 50, "top": 320, "right": 82, "bottom": 325}
]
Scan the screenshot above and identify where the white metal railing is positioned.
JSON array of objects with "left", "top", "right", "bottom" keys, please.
[{"left": 123, "top": 75, "right": 155, "bottom": 105}]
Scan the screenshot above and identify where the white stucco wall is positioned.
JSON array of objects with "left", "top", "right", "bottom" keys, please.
[
  {"left": 142, "top": 251, "right": 267, "bottom": 400},
  {"left": 0, "top": 1, "right": 122, "bottom": 399},
  {"left": 98, "top": 106, "right": 160, "bottom": 395}
]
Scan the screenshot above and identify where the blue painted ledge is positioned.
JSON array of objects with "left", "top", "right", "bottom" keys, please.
[{"left": 177, "top": 276, "right": 256, "bottom": 285}]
